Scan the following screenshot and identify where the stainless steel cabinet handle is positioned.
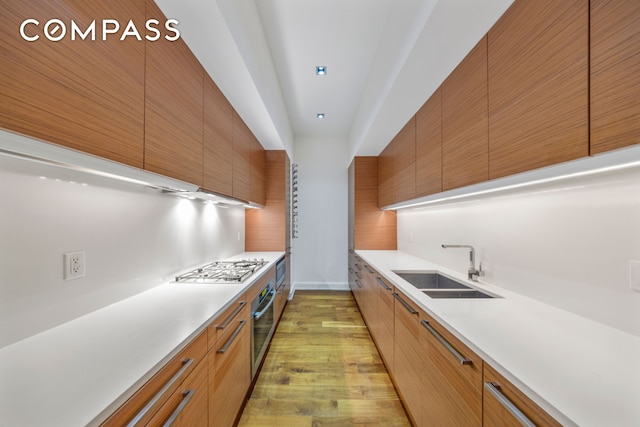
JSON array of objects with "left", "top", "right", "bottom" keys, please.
[
  {"left": 393, "top": 292, "right": 418, "bottom": 315},
  {"left": 376, "top": 277, "right": 391, "bottom": 291},
  {"left": 355, "top": 271, "right": 361, "bottom": 279},
  {"left": 253, "top": 291, "right": 276, "bottom": 320},
  {"left": 484, "top": 382, "right": 536, "bottom": 427},
  {"left": 355, "top": 263, "right": 362, "bottom": 270},
  {"left": 421, "top": 320, "right": 472, "bottom": 365},
  {"left": 355, "top": 279, "right": 362, "bottom": 288},
  {"left": 217, "top": 320, "right": 247, "bottom": 354},
  {"left": 364, "top": 265, "right": 374, "bottom": 274},
  {"left": 163, "top": 389, "right": 195, "bottom": 427},
  {"left": 127, "top": 358, "right": 195, "bottom": 426},
  {"left": 348, "top": 267, "right": 354, "bottom": 274},
  {"left": 216, "top": 301, "right": 247, "bottom": 330}
]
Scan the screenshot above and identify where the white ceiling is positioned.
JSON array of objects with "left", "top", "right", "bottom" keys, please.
[{"left": 155, "top": 0, "right": 515, "bottom": 159}]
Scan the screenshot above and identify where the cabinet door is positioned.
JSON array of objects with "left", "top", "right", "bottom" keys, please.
[
  {"left": 483, "top": 364, "right": 561, "bottom": 427},
  {"left": 416, "top": 88, "right": 443, "bottom": 197},
  {"left": 418, "top": 312, "right": 482, "bottom": 426},
  {"left": 488, "top": 0, "right": 589, "bottom": 179},
  {"left": 374, "top": 274, "right": 395, "bottom": 369},
  {"left": 250, "top": 135, "right": 266, "bottom": 205},
  {"left": 442, "top": 36, "right": 489, "bottom": 191},
  {"left": 232, "top": 111, "right": 252, "bottom": 201},
  {"left": 0, "top": 0, "right": 145, "bottom": 168},
  {"left": 146, "top": 358, "right": 208, "bottom": 427},
  {"left": 209, "top": 312, "right": 250, "bottom": 427},
  {"left": 204, "top": 75, "right": 233, "bottom": 196},
  {"left": 378, "top": 138, "right": 395, "bottom": 208},
  {"left": 145, "top": 0, "right": 203, "bottom": 186},
  {"left": 392, "top": 290, "right": 422, "bottom": 425},
  {"left": 353, "top": 157, "right": 397, "bottom": 250},
  {"left": 591, "top": 0, "right": 640, "bottom": 154},
  {"left": 393, "top": 117, "right": 416, "bottom": 203}
]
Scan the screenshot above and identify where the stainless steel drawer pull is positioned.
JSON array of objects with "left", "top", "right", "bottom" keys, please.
[
  {"left": 355, "top": 279, "right": 362, "bottom": 288},
  {"left": 393, "top": 292, "right": 418, "bottom": 315},
  {"left": 355, "top": 263, "right": 362, "bottom": 270},
  {"left": 217, "top": 320, "right": 247, "bottom": 354},
  {"left": 376, "top": 277, "right": 391, "bottom": 291},
  {"left": 127, "top": 358, "right": 195, "bottom": 426},
  {"left": 484, "top": 382, "right": 536, "bottom": 427},
  {"left": 355, "top": 271, "right": 361, "bottom": 279},
  {"left": 348, "top": 267, "right": 354, "bottom": 274},
  {"left": 216, "top": 301, "right": 247, "bottom": 330},
  {"left": 421, "top": 320, "right": 472, "bottom": 365},
  {"left": 364, "top": 265, "right": 374, "bottom": 274},
  {"left": 163, "top": 389, "right": 195, "bottom": 427}
]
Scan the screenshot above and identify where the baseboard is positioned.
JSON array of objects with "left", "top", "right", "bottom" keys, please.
[{"left": 292, "top": 281, "right": 350, "bottom": 291}]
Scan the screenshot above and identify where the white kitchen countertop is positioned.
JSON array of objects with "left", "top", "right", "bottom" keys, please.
[
  {"left": 0, "top": 251, "right": 284, "bottom": 427},
  {"left": 356, "top": 250, "right": 640, "bottom": 427}
]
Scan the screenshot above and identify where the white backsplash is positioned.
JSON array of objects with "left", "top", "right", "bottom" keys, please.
[
  {"left": 398, "top": 166, "right": 640, "bottom": 337},
  {"left": 0, "top": 156, "right": 244, "bottom": 348}
]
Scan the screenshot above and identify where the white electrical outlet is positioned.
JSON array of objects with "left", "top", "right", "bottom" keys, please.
[
  {"left": 629, "top": 260, "right": 640, "bottom": 292},
  {"left": 64, "top": 251, "right": 85, "bottom": 280}
]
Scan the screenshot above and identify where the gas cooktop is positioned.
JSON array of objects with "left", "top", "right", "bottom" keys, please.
[{"left": 174, "top": 259, "right": 266, "bottom": 284}]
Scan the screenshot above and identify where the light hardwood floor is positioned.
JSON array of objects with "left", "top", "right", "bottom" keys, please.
[{"left": 238, "top": 290, "right": 411, "bottom": 427}]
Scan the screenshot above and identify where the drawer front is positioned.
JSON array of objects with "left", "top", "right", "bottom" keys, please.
[
  {"left": 208, "top": 299, "right": 247, "bottom": 351},
  {"left": 483, "top": 364, "right": 561, "bottom": 427},
  {"left": 102, "top": 331, "right": 207, "bottom": 426}
]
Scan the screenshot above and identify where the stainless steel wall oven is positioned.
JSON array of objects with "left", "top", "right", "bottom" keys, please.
[{"left": 251, "top": 277, "right": 276, "bottom": 378}]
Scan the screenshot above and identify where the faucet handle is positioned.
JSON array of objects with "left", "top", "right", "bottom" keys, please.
[{"left": 477, "top": 262, "right": 485, "bottom": 277}]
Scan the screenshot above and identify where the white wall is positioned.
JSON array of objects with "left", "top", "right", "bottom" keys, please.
[
  {"left": 398, "top": 166, "right": 640, "bottom": 337},
  {"left": 0, "top": 155, "right": 244, "bottom": 348},
  {"left": 292, "top": 136, "right": 349, "bottom": 290}
]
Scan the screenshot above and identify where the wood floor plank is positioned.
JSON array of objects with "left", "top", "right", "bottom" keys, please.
[{"left": 238, "top": 291, "right": 411, "bottom": 426}]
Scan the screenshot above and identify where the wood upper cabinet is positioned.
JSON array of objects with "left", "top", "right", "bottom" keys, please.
[
  {"left": 246, "top": 150, "right": 287, "bottom": 251},
  {"left": 232, "top": 111, "right": 252, "bottom": 201},
  {"left": 488, "top": 0, "right": 589, "bottom": 179},
  {"left": 483, "top": 364, "right": 561, "bottom": 427},
  {"left": 442, "top": 36, "right": 489, "bottom": 191},
  {"left": 378, "top": 118, "right": 416, "bottom": 207},
  {"left": 418, "top": 311, "right": 482, "bottom": 426},
  {"left": 590, "top": 0, "right": 640, "bottom": 154},
  {"left": 415, "top": 87, "right": 443, "bottom": 197},
  {"left": 145, "top": 0, "right": 203, "bottom": 186},
  {"left": 0, "top": 0, "right": 145, "bottom": 168},
  {"left": 250, "top": 135, "right": 266, "bottom": 206},
  {"left": 204, "top": 75, "right": 233, "bottom": 196},
  {"left": 351, "top": 157, "right": 397, "bottom": 250}
]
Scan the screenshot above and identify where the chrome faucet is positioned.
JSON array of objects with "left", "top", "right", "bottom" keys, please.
[{"left": 441, "top": 244, "right": 484, "bottom": 282}]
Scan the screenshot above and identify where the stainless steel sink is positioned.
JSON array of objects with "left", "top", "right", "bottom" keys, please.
[
  {"left": 422, "top": 289, "right": 495, "bottom": 299},
  {"left": 394, "top": 272, "right": 471, "bottom": 290},
  {"left": 393, "top": 271, "right": 498, "bottom": 299}
]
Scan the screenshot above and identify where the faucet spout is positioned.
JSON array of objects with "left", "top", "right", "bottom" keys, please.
[{"left": 441, "top": 244, "right": 483, "bottom": 281}]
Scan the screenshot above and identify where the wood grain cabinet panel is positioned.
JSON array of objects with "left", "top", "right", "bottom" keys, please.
[
  {"left": 442, "top": 36, "right": 489, "bottom": 191},
  {"left": 377, "top": 140, "right": 395, "bottom": 208},
  {"left": 590, "top": 0, "right": 640, "bottom": 154},
  {"left": 416, "top": 88, "right": 443, "bottom": 197},
  {"left": 488, "top": 0, "right": 589, "bottom": 179},
  {"left": 0, "top": 0, "right": 145, "bottom": 168},
  {"left": 352, "top": 157, "right": 397, "bottom": 250},
  {"left": 246, "top": 150, "right": 287, "bottom": 251},
  {"left": 377, "top": 118, "right": 416, "bottom": 207},
  {"left": 144, "top": 0, "right": 204, "bottom": 186},
  {"left": 232, "top": 111, "right": 252, "bottom": 202},
  {"left": 483, "top": 364, "right": 561, "bottom": 427},
  {"left": 250, "top": 135, "right": 266, "bottom": 206},
  {"left": 203, "top": 75, "right": 233, "bottom": 196},
  {"left": 417, "top": 312, "right": 482, "bottom": 426}
]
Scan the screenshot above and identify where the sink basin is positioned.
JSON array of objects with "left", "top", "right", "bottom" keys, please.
[
  {"left": 422, "top": 289, "right": 495, "bottom": 299},
  {"left": 393, "top": 272, "right": 471, "bottom": 290}
]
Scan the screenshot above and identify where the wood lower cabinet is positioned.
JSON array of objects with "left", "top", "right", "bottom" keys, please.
[
  {"left": 204, "top": 75, "right": 233, "bottom": 196},
  {"left": 208, "top": 306, "right": 250, "bottom": 427},
  {"left": 590, "top": 0, "right": 640, "bottom": 154},
  {"left": 418, "top": 312, "right": 482, "bottom": 426},
  {"left": 483, "top": 364, "right": 561, "bottom": 427},
  {"left": 144, "top": 0, "right": 204, "bottom": 186},
  {"left": 147, "top": 358, "right": 208, "bottom": 426},
  {"left": 392, "top": 290, "right": 423, "bottom": 425},
  {"left": 488, "top": 0, "right": 589, "bottom": 179},
  {"left": 373, "top": 274, "right": 395, "bottom": 369},
  {"left": 0, "top": 0, "right": 145, "bottom": 168},
  {"left": 442, "top": 35, "right": 489, "bottom": 191},
  {"left": 101, "top": 331, "right": 208, "bottom": 426}
]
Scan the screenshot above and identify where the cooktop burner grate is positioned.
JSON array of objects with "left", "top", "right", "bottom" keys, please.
[{"left": 175, "top": 259, "right": 266, "bottom": 284}]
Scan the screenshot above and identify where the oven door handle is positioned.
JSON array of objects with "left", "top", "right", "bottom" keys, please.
[{"left": 253, "top": 290, "right": 276, "bottom": 320}]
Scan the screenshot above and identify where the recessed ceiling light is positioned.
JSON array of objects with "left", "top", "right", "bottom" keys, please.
[
  {"left": 316, "top": 66, "right": 327, "bottom": 75},
  {"left": 317, "top": 113, "right": 325, "bottom": 119}
]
